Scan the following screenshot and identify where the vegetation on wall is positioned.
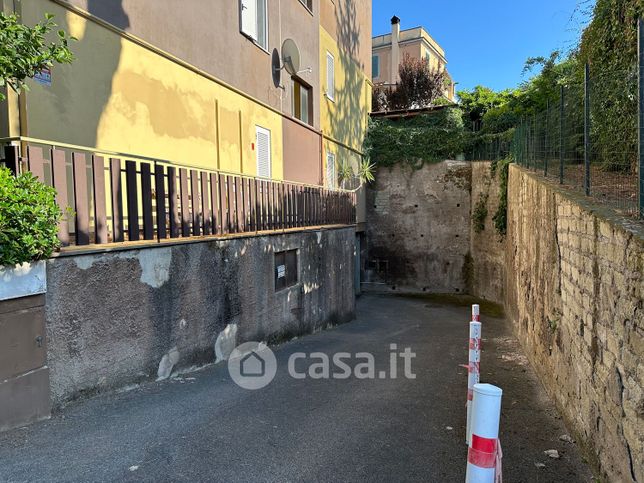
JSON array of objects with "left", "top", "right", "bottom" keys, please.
[
  {"left": 363, "top": 107, "right": 466, "bottom": 169},
  {"left": 472, "top": 191, "right": 489, "bottom": 234},
  {"left": 0, "top": 168, "right": 61, "bottom": 266},
  {"left": 0, "top": 12, "right": 75, "bottom": 101},
  {"left": 491, "top": 158, "right": 511, "bottom": 236}
]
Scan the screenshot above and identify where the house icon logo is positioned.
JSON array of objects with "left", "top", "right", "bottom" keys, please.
[
  {"left": 228, "top": 341, "right": 277, "bottom": 390},
  {"left": 240, "top": 351, "right": 266, "bottom": 377}
]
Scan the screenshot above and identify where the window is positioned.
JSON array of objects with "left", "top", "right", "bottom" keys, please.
[
  {"left": 275, "top": 249, "right": 298, "bottom": 291},
  {"left": 256, "top": 126, "right": 271, "bottom": 178},
  {"left": 240, "top": 0, "right": 268, "bottom": 51},
  {"left": 291, "top": 78, "right": 312, "bottom": 125},
  {"left": 326, "top": 152, "right": 336, "bottom": 189},
  {"left": 299, "top": 0, "right": 313, "bottom": 11},
  {"left": 372, "top": 55, "right": 380, "bottom": 78},
  {"left": 326, "top": 52, "right": 335, "bottom": 101},
  {"left": 425, "top": 52, "right": 431, "bottom": 65}
]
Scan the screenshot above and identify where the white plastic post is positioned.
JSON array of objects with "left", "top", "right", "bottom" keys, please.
[
  {"left": 472, "top": 304, "right": 480, "bottom": 321},
  {"left": 465, "top": 384, "right": 503, "bottom": 483},
  {"left": 466, "top": 319, "right": 482, "bottom": 445}
]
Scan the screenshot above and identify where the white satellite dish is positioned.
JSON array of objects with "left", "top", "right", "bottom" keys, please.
[{"left": 281, "top": 39, "right": 301, "bottom": 76}]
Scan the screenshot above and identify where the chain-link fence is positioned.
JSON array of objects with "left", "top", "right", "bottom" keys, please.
[{"left": 513, "top": 63, "right": 640, "bottom": 219}]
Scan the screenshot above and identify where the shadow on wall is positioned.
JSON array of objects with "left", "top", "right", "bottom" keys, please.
[
  {"left": 329, "top": 0, "right": 365, "bottom": 157},
  {"left": 32, "top": 0, "right": 127, "bottom": 150}
]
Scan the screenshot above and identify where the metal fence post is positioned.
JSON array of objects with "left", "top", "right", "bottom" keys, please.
[
  {"left": 559, "top": 85, "right": 565, "bottom": 184},
  {"left": 584, "top": 63, "right": 591, "bottom": 196},
  {"left": 545, "top": 99, "right": 550, "bottom": 176},
  {"left": 639, "top": 18, "right": 644, "bottom": 219}
]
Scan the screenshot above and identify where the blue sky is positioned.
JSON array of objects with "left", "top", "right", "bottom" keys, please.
[{"left": 372, "top": 0, "right": 594, "bottom": 93}]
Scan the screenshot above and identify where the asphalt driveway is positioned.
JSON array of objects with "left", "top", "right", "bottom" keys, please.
[{"left": 0, "top": 294, "right": 593, "bottom": 482}]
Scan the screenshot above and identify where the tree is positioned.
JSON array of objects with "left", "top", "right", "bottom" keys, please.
[
  {"left": 0, "top": 12, "right": 75, "bottom": 101},
  {"left": 372, "top": 54, "right": 447, "bottom": 111},
  {"left": 457, "top": 86, "right": 515, "bottom": 130}
]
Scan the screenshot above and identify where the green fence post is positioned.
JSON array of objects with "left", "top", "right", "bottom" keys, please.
[
  {"left": 584, "top": 63, "right": 591, "bottom": 196},
  {"left": 545, "top": 99, "right": 550, "bottom": 177},
  {"left": 559, "top": 85, "right": 564, "bottom": 184}
]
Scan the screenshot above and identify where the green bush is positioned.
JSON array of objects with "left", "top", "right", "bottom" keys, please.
[
  {"left": 363, "top": 108, "right": 467, "bottom": 169},
  {"left": 0, "top": 167, "right": 61, "bottom": 266}
]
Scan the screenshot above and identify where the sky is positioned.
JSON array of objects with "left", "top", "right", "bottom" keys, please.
[{"left": 372, "top": 0, "right": 594, "bottom": 93}]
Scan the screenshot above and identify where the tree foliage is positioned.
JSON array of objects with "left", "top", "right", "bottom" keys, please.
[
  {"left": 372, "top": 54, "right": 448, "bottom": 111},
  {"left": 363, "top": 108, "right": 466, "bottom": 169},
  {"left": 0, "top": 12, "right": 75, "bottom": 101}
]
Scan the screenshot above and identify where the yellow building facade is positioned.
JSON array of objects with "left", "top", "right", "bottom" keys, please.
[{"left": 0, "top": 0, "right": 372, "bottom": 196}]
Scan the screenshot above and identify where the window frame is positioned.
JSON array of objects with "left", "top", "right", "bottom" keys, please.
[
  {"left": 298, "top": 0, "right": 313, "bottom": 13},
  {"left": 325, "top": 51, "right": 335, "bottom": 101},
  {"left": 326, "top": 152, "right": 336, "bottom": 189},
  {"left": 372, "top": 55, "right": 380, "bottom": 79},
  {"left": 255, "top": 125, "right": 272, "bottom": 178},
  {"left": 240, "top": 0, "right": 269, "bottom": 53},
  {"left": 291, "top": 77, "right": 313, "bottom": 126},
  {"left": 275, "top": 249, "right": 298, "bottom": 291}
]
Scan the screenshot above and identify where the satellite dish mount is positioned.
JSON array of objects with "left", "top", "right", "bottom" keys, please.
[{"left": 274, "top": 38, "right": 310, "bottom": 77}]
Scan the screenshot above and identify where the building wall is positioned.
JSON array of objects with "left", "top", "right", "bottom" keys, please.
[
  {"left": 64, "top": 0, "right": 321, "bottom": 124},
  {"left": 282, "top": 116, "right": 322, "bottom": 186},
  {"left": 505, "top": 165, "right": 643, "bottom": 483},
  {"left": 3, "top": 0, "right": 372, "bottom": 187},
  {"left": 319, "top": 0, "right": 371, "bottom": 221},
  {"left": 364, "top": 161, "right": 471, "bottom": 293},
  {"left": 45, "top": 227, "right": 356, "bottom": 406},
  {"left": 18, "top": 0, "right": 286, "bottom": 177}
]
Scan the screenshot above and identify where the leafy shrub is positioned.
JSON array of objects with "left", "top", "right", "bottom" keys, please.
[
  {"left": 363, "top": 108, "right": 467, "bottom": 169},
  {"left": 0, "top": 167, "right": 61, "bottom": 266}
]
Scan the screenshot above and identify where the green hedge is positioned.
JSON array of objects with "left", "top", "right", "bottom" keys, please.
[{"left": 0, "top": 167, "right": 61, "bottom": 266}]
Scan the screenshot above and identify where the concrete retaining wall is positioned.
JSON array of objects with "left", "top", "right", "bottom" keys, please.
[
  {"left": 364, "top": 161, "right": 471, "bottom": 293},
  {"left": 506, "top": 165, "right": 643, "bottom": 482},
  {"left": 469, "top": 161, "right": 505, "bottom": 304},
  {"left": 45, "top": 227, "right": 355, "bottom": 406}
]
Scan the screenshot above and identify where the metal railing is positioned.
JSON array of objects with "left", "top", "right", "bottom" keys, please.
[
  {"left": 472, "top": 19, "right": 644, "bottom": 221},
  {"left": 513, "top": 62, "right": 640, "bottom": 219},
  {"left": 1, "top": 138, "right": 357, "bottom": 250}
]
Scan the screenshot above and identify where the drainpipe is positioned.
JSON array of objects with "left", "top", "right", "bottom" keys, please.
[{"left": 390, "top": 15, "right": 400, "bottom": 84}]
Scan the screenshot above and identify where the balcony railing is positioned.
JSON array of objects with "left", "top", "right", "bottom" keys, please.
[{"left": 1, "top": 137, "right": 357, "bottom": 251}]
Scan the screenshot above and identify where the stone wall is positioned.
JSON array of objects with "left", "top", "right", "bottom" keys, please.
[
  {"left": 469, "top": 161, "right": 505, "bottom": 304},
  {"left": 45, "top": 227, "right": 355, "bottom": 406},
  {"left": 506, "top": 165, "right": 643, "bottom": 482},
  {"left": 364, "top": 161, "right": 471, "bottom": 293}
]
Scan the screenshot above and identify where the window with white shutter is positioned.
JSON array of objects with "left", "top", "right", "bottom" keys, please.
[
  {"left": 326, "top": 152, "right": 336, "bottom": 189},
  {"left": 256, "top": 126, "right": 271, "bottom": 178},
  {"left": 326, "top": 52, "right": 335, "bottom": 101},
  {"left": 240, "top": 0, "right": 268, "bottom": 51}
]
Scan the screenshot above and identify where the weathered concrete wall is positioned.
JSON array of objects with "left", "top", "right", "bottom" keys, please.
[
  {"left": 45, "top": 227, "right": 355, "bottom": 406},
  {"left": 506, "top": 165, "right": 643, "bottom": 482},
  {"left": 469, "top": 161, "right": 505, "bottom": 304},
  {"left": 364, "top": 161, "right": 471, "bottom": 293}
]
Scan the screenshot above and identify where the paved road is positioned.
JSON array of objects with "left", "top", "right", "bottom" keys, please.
[{"left": 0, "top": 295, "right": 593, "bottom": 482}]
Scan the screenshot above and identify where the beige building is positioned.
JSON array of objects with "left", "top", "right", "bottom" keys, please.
[{"left": 372, "top": 16, "right": 455, "bottom": 101}]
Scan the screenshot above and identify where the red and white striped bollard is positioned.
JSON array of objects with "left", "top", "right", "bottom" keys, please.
[
  {"left": 466, "top": 304, "right": 482, "bottom": 445},
  {"left": 466, "top": 383, "right": 503, "bottom": 483}
]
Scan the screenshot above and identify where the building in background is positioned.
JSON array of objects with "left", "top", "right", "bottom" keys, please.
[
  {"left": 372, "top": 16, "right": 455, "bottom": 102},
  {"left": 0, "top": 0, "right": 372, "bottom": 209}
]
